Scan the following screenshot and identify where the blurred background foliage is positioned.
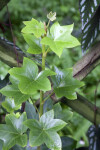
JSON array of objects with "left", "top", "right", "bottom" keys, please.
[{"left": 0, "top": 0, "right": 100, "bottom": 148}]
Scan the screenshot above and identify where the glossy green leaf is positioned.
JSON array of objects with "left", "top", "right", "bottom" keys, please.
[
  {"left": 22, "top": 18, "right": 46, "bottom": 38},
  {"left": 43, "top": 98, "right": 53, "bottom": 113},
  {"left": 25, "top": 101, "right": 38, "bottom": 119},
  {"left": 9, "top": 57, "right": 56, "bottom": 94},
  {"left": 44, "top": 131, "right": 61, "bottom": 150},
  {"left": 2, "top": 97, "right": 21, "bottom": 113},
  {"left": 0, "top": 76, "right": 30, "bottom": 105},
  {"left": 52, "top": 67, "right": 84, "bottom": 99},
  {"left": 53, "top": 103, "right": 73, "bottom": 122},
  {"left": 24, "top": 110, "right": 66, "bottom": 150},
  {"left": 0, "top": 74, "right": 9, "bottom": 89},
  {"left": 13, "top": 145, "right": 37, "bottom": 150},
  {"left": 41, "top": 22, "right": 80, "bottom": 56},
  {"left": 61, "top": 136, "right": 77, "bottom": 150},
  {"left": 0, "top": 113, "right": 28, "bottom": 150},
  {"left": 23, "top": 33, "right": 42, "bottom": 54},
  {"left": 24, "top": 119, "right": 44, "bottom": 147},
  {"left": 13, "top": 136, "right": 77, "bottom": 150},
  {"left": 40, "top": 110, "right": 67, "bottom": 131},
  {"left": 12, "top": 145, "right": 26, "bottom": 150}
]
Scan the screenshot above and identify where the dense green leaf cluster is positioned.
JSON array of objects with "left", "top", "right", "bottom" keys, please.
[
  {"left": 0, "top": 12, "right": 84, "bottom": 150},
  {"left": 0, "top": 1, "right": 100, "bottom": 149}
]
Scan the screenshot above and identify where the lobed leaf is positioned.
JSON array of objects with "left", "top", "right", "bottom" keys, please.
[
  {"left": 41, "top": 22, "right": 80, "bottom": 57},
  {"left": 9, "top": 57, "right": 56, "bottom": 94},
  {"left": 0, "top": 76, "right": 30, "bottom": 105},
  {"left": 52, "top": 67, "right": 84, "bottom": 99},
  {"left": 0, "top": 113, "right": 28, "bottom": 150},
  {"left": 24, "top": 110, "right": 66, "bottom": 150},
  {"left": 44, "top": 131, "right": 61, "bottom": 150},
  {"left": 23, "top": 33, "right": 42, "bottom": 54},
  {"left": 53, "top": 103, "right": 73, "bottom": 122},
  {"left": 22, "top": 18, "right": 46, "bottom": 38},
  {"left": 2, "top": 97, "right": 21, "bottom": 113}
]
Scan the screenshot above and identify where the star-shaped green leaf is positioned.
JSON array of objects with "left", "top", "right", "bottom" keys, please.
[
  {"left": 0, "top": 113, "right": 28, "bottom": 150},
  {"left": 9, "top": 57, "right": 56, "bottom": 94},
  {"left": 41, "top": 22, "right": 80, "bottom": 56},
  {"left": 24, "top": 110, "right": 66, "bottom": 150},
  {"left": 21, "top": 18, "right": 46, "bottom": 38},
  {"left": 22, "top": 33, "right": 42, "bottom": 54},
  {"left": 52, "top": 67, "right": 84, "bottom": 99},
  {"left": 0, "top": 76, "right": 31, "bottom": 105}
]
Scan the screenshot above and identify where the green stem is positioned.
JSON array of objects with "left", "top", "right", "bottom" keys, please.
[
  {"left": 43, "top": 91, "right": 54, "bottom": 103},
  {"left": 42, "top": 45, "right": 46, "bottom": 70},
  {"left": 40, "top": 90, "right": 44, "bottom": 117},
  {"left": 37, "top": 45, "right": 46, "bottom": 150},
  {"left": 45, "top": 47, "right": 50, "bottom": 55},
  {"left": 47, "top": 20, "right": 50, "bottom": 28},
  {"left": 39, "top": 45, "right": 46, "bottom": 117}
]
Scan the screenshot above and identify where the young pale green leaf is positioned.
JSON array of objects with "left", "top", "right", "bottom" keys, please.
[
  {"left": 0, "top": 77, "right": 30, "bottom": 105},
  {"left": 53, "top": 103, "right": 73, "bottom": 122},
  {"left": 47, "top": 11, "right": 56, "bottom": 21},
  {"left": 9, "top": 57, "right": 56, "bottom": 94},
  {"left": 22, "top": 18, "right": 46, "bottom": 38},
  {"left": 2, "top": 97, "right": 21, "bottom": 113},
  {"left": 23, "top": 33, "right": 42, "bottom": 54},
  {"left": 41, "top": 22, "right": 80, "bottom": 57},
  {"left": 24, "top": 110, "right": 66, "bottom": 149},
  {"left": 0, "top": 113, "right": 28, "bottom": 150},
  {"left": 52, "top": 67, "right": 84, "bottom": 99}
]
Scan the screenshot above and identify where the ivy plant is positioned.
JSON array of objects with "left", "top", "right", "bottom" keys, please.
[{"left": 0, "top": 12, "right": 84, "bottom": 150}]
